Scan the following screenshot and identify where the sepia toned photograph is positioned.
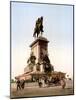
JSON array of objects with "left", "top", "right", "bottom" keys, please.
[{"left": 10, "top": 1, "right": 74, "bottom": 98}]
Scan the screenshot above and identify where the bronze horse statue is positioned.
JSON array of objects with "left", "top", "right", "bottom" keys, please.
[{"left": 33, "top": 16, "right": 44, "bottom": 38}]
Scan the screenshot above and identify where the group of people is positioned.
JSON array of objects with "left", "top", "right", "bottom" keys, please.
[
  {"left": 38, "top": 76, "right": 66, "bottom": 89},
  {"left": 16, "top": 77, "right": 66, "bottom": 91},
  {"left": 38, "top": 76, "right": 52, "bottom": 88},
  {"left": 16, "top": 79, "right": 25, "bottom": 90}
]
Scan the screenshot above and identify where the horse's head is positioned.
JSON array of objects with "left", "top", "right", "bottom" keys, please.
[{"left": 41, "top": 16, "right": 43, "bottom": 20}]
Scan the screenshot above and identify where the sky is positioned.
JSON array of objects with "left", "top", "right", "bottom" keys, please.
[{"left": 11, "top": 2, "right": 73, "bottom": 79}]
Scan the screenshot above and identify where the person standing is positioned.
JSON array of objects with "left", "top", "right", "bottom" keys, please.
[
  {"left": 60, "top": 78, "right": 66, "bottom": 89},
  {"left": 21, "top": 79, "right": 25, "bottom": 89},
  {"left": 16, "top": 79, "right": 21, "bottom": 90},
  {"left": 38, "top": 78, "right": 42, "bottom": 88}
]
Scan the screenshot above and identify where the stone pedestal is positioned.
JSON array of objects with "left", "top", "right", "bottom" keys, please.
[
  {"left": 40, "top": 64, "right": 44, "bottom": 72},
  {"left": 30, "top": 36, "right": 49, "bottom": 63},
  {"left": 29, "top": 36, "right": 49, "bottom": 72}
]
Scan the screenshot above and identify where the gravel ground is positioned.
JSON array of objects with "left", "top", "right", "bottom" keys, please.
[{"left": 10, "top": 79, "right": 74, "bottom": 98}]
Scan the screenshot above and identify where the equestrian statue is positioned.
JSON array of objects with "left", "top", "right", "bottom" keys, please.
[{"left": 33, "top": 16, "right": 44, "bottom": 38}]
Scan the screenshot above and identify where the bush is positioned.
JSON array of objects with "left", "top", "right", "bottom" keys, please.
[{"left": 11, "top": 79, "right": 15, "bottom": 83}]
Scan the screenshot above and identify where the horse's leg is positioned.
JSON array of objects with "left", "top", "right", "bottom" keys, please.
[
  {"left": 40, "top": 25, "right": 43, "bottom": 36},
  {"left": 41, "top": 25, "right": 44, "bottom": 32},
  {"left": 37, "top": 33, "right": 38, "bottom": 38},
  {"left": 33, "top": 32, "right": 35, "bottom": 37},
  {"left": 33, "top": 28, "right": 36, "bottom": 37}
]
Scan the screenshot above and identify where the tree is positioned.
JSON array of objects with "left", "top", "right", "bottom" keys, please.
[{"left": 11, "top": 79, "right": 15, "bottom": 83}]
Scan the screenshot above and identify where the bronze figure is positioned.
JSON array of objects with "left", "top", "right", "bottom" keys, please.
[{"left": 33, "top": 16, "right": 44, "bottom": 38}]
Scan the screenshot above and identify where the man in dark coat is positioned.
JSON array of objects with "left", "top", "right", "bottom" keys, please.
[
  {"left": 16, "top": 79, "right": 21, "bottom": 90},
  {"left": 21, "top": 79, "right": 25, "bottom": 89}
]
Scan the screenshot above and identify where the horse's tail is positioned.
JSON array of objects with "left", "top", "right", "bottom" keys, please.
[
  {"left": 33, "top": 32, "right": 35, "bottom": 37},
  {"left": 33, "top": 28, "right": 36, "bottom": 37}
]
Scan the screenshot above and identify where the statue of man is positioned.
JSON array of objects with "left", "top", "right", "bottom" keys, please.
[{"left": 33, "top": 16, "right": 44, "bottom": 38}]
